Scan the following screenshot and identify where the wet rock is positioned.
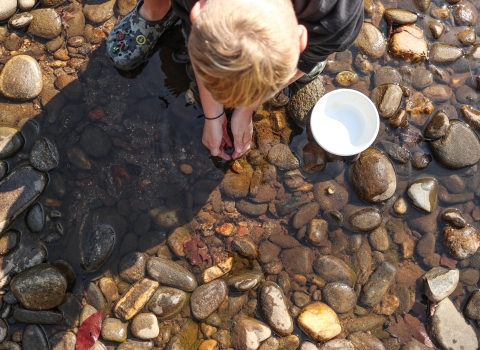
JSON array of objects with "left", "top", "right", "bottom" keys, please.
[
  {"left": 423, "top": 267, "right": 459, "bottom": 302},
  {"left": 152, "top": 208, "right": 185, "bottom": 231},
  {"left": 131, "top": 313, "right": 159, "bottom": 339},
  {"left": 119, "top": 252, "right": 147, "bottom": 284},
  {"left": 191, "top": 279, "right": 227, "bottom": 320},
  {"left": 380, "top": 141, "right": 410, "bottom": 163},
  {"left": 86, "top": 282, "right": 106, "bottom": 314},
  {"left": 236, "top": 200, "right": 268, "bottom": 217},
  {"left": 335, "top": 71, "right": 358, "bottom": 87},
  {"left": 146, "top": 257, "right": 197, "bottom": 292},
  {"left": 115, "top": 278, "right": 159, "bottom": 321},
  {"left": 269, "top": 234, "right": 300, "bottom": 248},
  {"left": 280, "top": 246, "right": 314, "bottom": 274},
  {"left": 429, "top": 298, "right": 478, "bottom": 349},
  {"left": 40, "top": 0, "right": 67, "bottom": 6},
  {"left": 287, "top": 75, "right": 325, "bottom": 125},
  {"left": 9, "top": 13, "right": 33, "bottom": 29},
  {"left": 454, "top": 3, "right": 477, "bottom": 25},
  {"left": 232, "top": 317, "right": 271, "bottom": 350},
  {"left": 146, "top": 286, "right": 188, "bottom": 319},
  {"left": 0, "top": 55, "right": 43, "bottom": 101},
  {"left": 79, "top": 207, "right": 126, "bottom": 271},
  {"left": 406, "top": 178, "right": 438, "bottom": 213},
  {"left": 11, "top": 264, "right": 67, "bottom": 310},
  {"left": 441, "top": 208, "right": 466, "bottom": 228},
  {"left": 350, "top": 148, "right": 396, "bottom": 204},
  {"left": 360, "top": 262, "right": 396, "bottom": 307},
  {"left": 4, "top": 33, "right": 24, "bottom": 51},
  {"left": 117, "top": 0, "right": 137, "bottom": 15},
  {"left": 67, "top": 146, "right": 91, "bottom": 170},
  {"left": 430, "top": 43, "right": 464, "bottom": 64},
  {"left": 259, "top": 241, "right": 281, "bottom": 264},
  {"left": 313, "top": 180, "right": 349, "bottom": 211},
  {"left": 319, "top": 339, "right": 355, "bottom": 350},
  {"left": 322, "top": 282, "right": 356, "bottom": 313},
  {"left": 464, "top": 290, "right": 480, "bottom": 320},
  {"left": 457, "top": 28, "right": 476, "bottom": 46},
  {"left": 389, "top": 109, "right": 408, "bottom": 129},
  {"left": 0, "top": 229, "right": 20, "bottom": 255},
  {"left": 293, "top": 202, "right": 320, "bottom": 229},
  {"left": 428, "top": 20, "right": 445, "bottom": 39},
  {"left": 422, "top": 84, "right": 453, "bottom": 102},
  {"left": 307, "top": 219, "right": 328, "bottom": 246},
  {"left": 388, "top": 25, "right": 428, "bottom": 63},
  {"left": 232, "top": 236, "right": 258, "bottom": 259},
  {"left": 412, "top": 152, "right": 432, "bottom": 169},
  {"left": 13, "top": 308, "right": 63, "bottom": 324},
  {"left": 259, "top": 282, "right": 293, "bottom": 336},
  {"left": 401, "top": 339, "right": 431, "bottom": 350},
  {"left": 66, "top": 9, "right": 85, "bottom": 38},
  {"left": 275, "top": 195, "right": 310, "bottom": 216},
  {"left": 371, "top": 84, "right": 403, "bottom": 118},
  {"left": 101, "top": 318, "right": 127, "bottom": 342},
  {"left": 49, "top": 332, "right": 77, "bottom": 350},
  {"left": 267, "top": 144, "right": 299, "bottom": 170},
  {"left": 22, "top": 324, "right": 48, "bottom": 350},
  {"left": 374, "top": 67, "right": 402, "bottom": 87},
  {"left": 165, "top": 319, "right": 198, "bottom": 350},
  {"left": 430, "top": 120, "right": 480, "bottom": 169},
  {"left": 79, "top": 305, "right": 97, "bottom": 325},
  {"left": 414, "top": 0, "right": 430, "bottom": 11},
  {"left": 384, "top": 8, "right": 418, "bottom": 24},
  {"left": 370, "top": 226, "right": 389, "bottom": 251},
  {"left": 348, "top": 207, "right": 382, "bottom": 232},
  {"left": 460, "top": 105, "right": 480, "bottom": 132},
  {"left": 0, "top": 1, "right": 16, "bottom": 22},
  {"left": 347, "top": 332, "right": 385, "bottom": 350},
  {"left": 424, "top": 110, "right": 449, "bottom": 140},
  {"left": 28, "top": 9, "right": 62, "bottom": 39},
  {"left": 302, "top": 142, "right": 326, "bottom": 172},
  {"left": 0, "top": 127, "right": 24, "bottom": 160},
  {"left": 228, "top": 272, "right": 263, "bottom": 292},
  {"left": 412, "top": 68, "right": 433, "bottom": 90},
  {"left": 30, "top": 138, "right": 59, "bottom": 171},
  {"left": 118, "top": 339, "right": 153, "bottom": 350},
  {"left": 83, "top": 0, "right": 116, "bottom": 23},
  {"left": 443, "top": 225, "right": 480, "bottom": 259},
  {"left": 355, "top": 22, "right": 386, "bottom": 59},
  {"left": 313, "top": 255, "right": 356, "bottom": 287},
  {"left": 220, "top": 160, "right": 253, "bottom": 198},
  {"left": 297, "top": 302, "right": 341, "bottom": 342}
]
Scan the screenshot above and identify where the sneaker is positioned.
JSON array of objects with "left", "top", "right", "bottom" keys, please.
[{"left": 106, "top": 0, "right": 178, "bottom": 71}]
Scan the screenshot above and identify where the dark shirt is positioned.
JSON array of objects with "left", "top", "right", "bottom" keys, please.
[{"left": 172, "top": 0, "right": 364, "bottom": 73}]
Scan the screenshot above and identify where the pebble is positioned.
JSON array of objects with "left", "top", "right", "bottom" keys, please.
[
  {"left": 117, "top": 0, "right": 137, "bottom": 15},
  {"left": 22, "top": 324, "right": 49, "bottom": 350},
  {"left": 350, "top": 148, "right": 396, "bottom": 204},
  {"left": 66, "top": 9, "right": 85, "bottom": 38},
  {"left": 0, "top": 0, "right": 16, "bottom": 22},
  {"left": 191, "top": 279, "right": 227, "bottom": 320},
  {"left": 30, "top": 138, "right": 59, "bottom": 171},
  {"left": 422, "top": 84, "right": 453, "bottom": 102},
  {"left": 49, "top": 331, "right": 77, "bottom": 350},
  {"left": 26, "top": 203, "right": 44, "bottom": 233},
  {"left": 384, "top": 8, "right": 418, "bottom": 24},
  {"left": 423, "top": 267, "right": 459, "bottom": 302},
  {"left": 412, "top": 68, "right": 433, "bottom": 90},
  {"left": 79, "top": 304, "right": 97, "bottom": 325},
  {"left": 371, "top": 84, "right": 403, "bottom": 118},
  {"left": 402, "top": 339, "right": 431, "bottom": 350},
  {"left": 412, "top": 152, "right": 432, "bottom": 169},
  {"left": 429, "top": 298, "right": 478, "bottom": 349},
  {"left": 348, "top": 207, "right": 382, "bottom": 232},
  {"left": 232, "top": 317, "right": 271, "bottom": 350},
  {"left": 13, "top": 308, "right": 64, "bottom": 324},
  {"left": 287, "top": 75, "right": 325, "bottom": 125},
  {"left": 0, "top": 229, "right": 19, "bottom": 256},
  {"left": 428, "top": 19, "right": 445, "bottom": 39},
  {"left": 374, "top": 67, "right": 402, "bottom": 86},
  {"left": 360, "top": 261, "right": 396, "bottom": 307},
  {"left": 430, "top": 120, "right": 480, "bottom": 169},
  {"left": 443, "top": 225, "right": 480, "bottom": 259},
  {"left": 322, "top": 282, "right": 357, "bottom": 313},
  {"left": 8, "top": 13, "right": 34, "bottom": 29},
  {"left": 236, "top": 200, "right": 268, "bottom": 217},
  {"left": 355, "top": 22, "right": 386, "bottom": 59},
  {"left": 28, "top": 9, "right": 62, "bottom": 39},
  {"left": 101, "top": 318, "right": 127, "bottom": 342},
  {"left": 98, "top": 277, "right": 119, "bottom": 304},
  {"left": 335, "top": 71, "right": 358, "bottom": 86},
  {"left": 228, "top": 271, "right": 263, "bottom": 292},
  {"left": 460, "top": 105, "right": 480, "bottom": 132},
  {"left": 313, "top": 255, "right": 356, "bottom": 287},
  {"left": 220, "top": 160, "right": 253, "bottom": 198},
  {"left": 119, "top": 252, "right": 147, "bottom": 284},
  {"left": 232, "top": 236, "right": 258, "bottom": 259},
  {"left": 424, "top": 110, "right": 449, "bottom": 140},
  {"left": 67, "top": 146, "right": 91, "bottom": 169},
  {"left": 280, "top": 246, "right": 314, "bottom": 274},
  {"left": 114, "top": 278, "right": 159, "bottom": 321},
  {"left": 457, "top": 28, "right": 476, "bottom": 45},
  {"left": 464, "top": 290, "right": 480, "bottom": 320},
  {"left": 83, "top": 0, "right": 116, "bottom": 23},
  {"left": 164, "top": 320, "right": 197, "bottom": 350},
  {"left": 0, "top": 127, "right": 24, "bottom": 160},
  {"left": 55, "top": 74, "right": 84, "bottom": 101},
  {"left": 146, "top": 286, "right": 188, "bottom": 319},
  {"left": 319, "top": 339, "right": 356, "bottom": 350},
  {"left": 388, "top": 24, "right": 428, "bottom": 63},
  {"left": 293, "top": 202, "right": 320, "bottom": 229},
  {"left": 370, "top": 226, "right": 389, "bottom": 251},
  {"left": 0, "top": 55, "right": 43, "bottom": 101},
  {"left": 131, "top": 313, "right": 159, "bottom": 339},
  {"left": 297, "top": 302, "right": 341, "bottom": 342},
  {"left": 267, "top": 143, "right": 299, "bottom": 170},
  {"left": 303, "top": 141, "right": 326, "bottom": 171},
  {"left": 454, "top": 3, "right": 477, "bottom": 25},
  {"left": 40, "top": 0, "right": 67, "bottom": 6},
  {"left": 146, "top": 257, "right": 198, "bottom": 292},
  {"left": 347, "top": 332, "right": 385, "bottom": 350},
  {"left": 414, "top": 0, "right": 430, "bottom": 11},
  {"left": 406, "top": 178, "right": 438, "bottom": 213},
  {"left": 259, "top": 282, "right": 293, "bottom": 336},
  {"left": 430, "top": 43, "right": 464, "bottom": 64},
  {"left": 117, "top": 339, "right": 153, "bottom": 350}
]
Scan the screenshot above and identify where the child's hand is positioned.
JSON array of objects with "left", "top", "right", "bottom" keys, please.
[
  {"left": 231, "top": 107, "right": 254, "bottom": 159},
  {"left": 202, "top": 114, "right": 232, "bottom": 160}
]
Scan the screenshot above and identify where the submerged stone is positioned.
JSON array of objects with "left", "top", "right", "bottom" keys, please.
[
  {"left": 406, "top": 178, "right": 438, "bottom": 213},
  {"left": 355, "top": 22, "right": 386, "bottom": 59},
  {"left": 0, "top": 56, "right": 43, "bottom": 101},
  {"left": 0, "top": 127, "right": 25, "bottom": 160}
]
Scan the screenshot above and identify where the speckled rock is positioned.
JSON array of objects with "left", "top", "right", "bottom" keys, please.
[
  {"left": 355, "top": 22, "right": 386, "bottom": 59},
  {"left": 0, "top": 127, "right": 24, "bottom": 159},
  {"left": 371, "top": 84, "right": 403, "bottom": 118},
  {"left": 0, "top": 56, "right": 43, "bottom": 101},
  {"left": 297, "top": 302, "right": 341, "bottom": 342},
  {"left": 30, "top": 138, "right": 59, "bottom": 171},
  {"left": 232, "top": 317, "right": 271, "bottom": 350},
  {"left": 191, "top": 279, "right": 227, "bottom": 320},
  {"left": 430, "top": 43, "right": 464, "bottom": 64},
  {"left": 443, "top": 225, "right": 480, "bottom": 259},
  {"left": 146, "top": 257, "right": 198, "bottom": 292},
  {"left": 259, "top": 282, "right": 294, "bottom": 336},
  {"left": 406, "top": 178, "right": 438, "bottom": 213},
  {"left": 131, "top": 313, "right": 159, "bottom": 340},
  {"left": 322, "top": 282, "right": 357, "bottom": 313},
  {"left": 83, "top": 0, "right": 116, "bottom": 23},
  {"left": 114, "top": 279, "right": 159, "bottom": 320},
  {"left": 423, "top": 267, "right": 459, "bottom": 302},
  {"left": 28, "top": 9, "right": 62, "bottom": 39},
  {"left": 267, "top": 144, "right": 299, "bottom": 170},
  {"left": 430, "top": 120, "right": 480, "bottom": 169},
  {"left": 347, "top": 207, "right": 382, "bottom": 232},
  {"left": 101, "top": 318, "right": 127, "bottom": 343},
  {"left": 0, "top": 0, "right": 17, "bottom": 22},
  {"left": 313, "top": 255, "right": 356, "bottom": 287},
  {"left": 146, "top": 286, "right": 188, "bottom": 319},
  {"left": 40, "top": 0, "right": 67, "bottom": 6},
  {"left": 388, "top": 24, "right": 428, "bottom": 63},
  {"left": 350, "top": 148, "right": 397, "bottom": 204},
  {"left": 360, "top": 262, "right": 396, "bottom": 307},
  {"left": 424, "top": 110, "right": 449, "bottom": 140},
  {"left": 287, "top": 75, "right": 325, "bottom": 125}
]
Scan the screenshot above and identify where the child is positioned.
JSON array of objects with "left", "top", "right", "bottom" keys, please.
[{"left": 107, "top": 0, "right": 363, "bottom": 160}]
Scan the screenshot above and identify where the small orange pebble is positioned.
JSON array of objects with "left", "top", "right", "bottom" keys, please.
[
  {"left": 293, "top": 274, "right": 307, "bottom": 286},
  {"left": 215, "top": 223, "right": 236, "bottom": 236},
  {"left": 236, "top": 227, "right": 250, "bottom": 236}
]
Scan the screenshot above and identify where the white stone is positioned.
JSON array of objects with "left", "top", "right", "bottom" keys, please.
[
  {"left": 423, "top": 267, "right": 459, "bottom": 302},
  {"left": 0, "top": 0, "right": 16, "bottom": 22},
  {"left": 131, "top": 313, "right": 159, "bottom": 340},
  {"left": 18, "top": 0, "right": 36, "bottom": 11}
]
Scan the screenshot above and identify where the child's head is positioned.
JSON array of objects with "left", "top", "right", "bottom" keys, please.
[{"left": 189, "top": 0, "right": 304, "bottom": 108}]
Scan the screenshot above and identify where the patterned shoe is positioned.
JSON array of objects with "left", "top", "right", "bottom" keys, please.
[{"left": 106, "top": 0, "right": 178, "bottom": 71}]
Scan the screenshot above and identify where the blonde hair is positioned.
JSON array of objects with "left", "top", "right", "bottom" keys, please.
[{"left": 188, "top": 0, "right": 300, "bottom": 108}]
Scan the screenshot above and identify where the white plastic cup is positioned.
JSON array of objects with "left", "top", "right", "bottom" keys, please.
[{"left": 310, "top": 89, "right": 380, "bottom": 156}]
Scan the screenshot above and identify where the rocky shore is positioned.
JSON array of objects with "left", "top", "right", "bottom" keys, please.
[{"left": 0, "top": 0, "right": 479, "bottom": 349}]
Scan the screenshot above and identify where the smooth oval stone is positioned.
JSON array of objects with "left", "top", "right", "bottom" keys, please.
[
  {"left": 259, "top": 282, "right": 294, "bottom": 336},
  {"left": 355, "top": 22, "right": 386, "bottom": 59},
  {"left": 232, "top": 317, "right": 271, "bottom": 350},
  {"left": 313, "top": 256, "right": 356, "bottom": 287},
  {"left": 454, "top": 4, "right": 477, "bottom": 25},
  {"left": 0, "top": 0, "right": 16, "bottom": 22},
  {"left": 319, "top": 339, "right": 356, "bottom": 350},
  {"left": 131, "top": 313, "right": 159, "bottom": 340},
  {"left": 28, "top": 9, "right": 62, "bottom": 39},
  {"left": 101, "top": 318, "right": 127, "bottom": 343},
  {"left": 322, "top": 282, "right": 357, "bottom": 313},
  {"left": 457, "top": 28, "right": 476, "bottom": 45},
  {"left": 10, "top": 264, "right": 67, "bottom": 310},
  {"left": 348, "top": 207, "right": 382, "bottom": 232},
  {"left": 443, "top": 225, "right": 480, "bottom": 259},
  {"left": 360, "top": 261, "right": 396, "bottom": 307},
  {"left": 0, "top": 165, "right": 48, "bottom": 235},
  {"left": 428, "top": 20, "right": 445, "bottom": 39},
  {"left": 388, "top": 24, "right": 428, "bottom": 63},
  {"left": 228, "top": 272, "right": 263, "bottom": 292},
  {"left": 464, "top": 290, "right": 480, "bottom": 320},
  {"left": 146, "top": 257, "right": 198, "bottom": 292},
  {"left": 0, "top": 229, "right": 20, "bottom": 255},
  {"left": 430, "top": 43, "right": 463, "bottom": 64},
  {"left": 460, "top": 105, "right": 480, "bottom": 132},
  {"left": 380, "top": 141, "right": 410, "bottom": 163},
  {"left": 13, "top": 308, "right": 63, "bottom": 324},
  {"left": 412, "top": 68, "right": 433, "bottom": 89},
  {"left": 441, "top": 208, "right": 466, "bottom": 228},
  {"left": 350, "top": 148, "right": 397, "bottom": 204},
  {"left": 412, "top": 152, "right": 432, "bottom": 169},
  {"left": 119, "top": 252, "right": 147, "bottom": 284},
  {"left": 19, "top": 0, "right": 36, "bottom": 10},
  {"left": 293, "top": 202, "right": 320, "bottom": 229},
  {"left": 30, "top": 138, "right": 59, "bottom": 171},
  {"left": 22, "top": 324, "right": 48, "bottom": 350},
  {"left": 406, "top": 178, "right": 438, "bottom": 213},
  {"left": 297, "top": 302, "right": 341, "bottom": 342},
  {"left": 371, "top": 84, "right": 403, "bottom": 118},
  {"left": 414, "top": 0, "right": 430, "bottom": 11},
  {"left": 8, "top": 13, "right": 33, "bottom": 29},
  {"left": 384, "top": 8, "right": 417, "bottom": 24},
  {"left": 79, "top": 125, "right": 112, "bottom": 158},
  {"left": 146, "top": 286, "right": 188, "bottom": 320},
  {"left": 191, "top": 279, "right": 227, "bottom": 320},
  {"left": 26, "top": 203, "right": 44, "bottom": 233},
  {"left": 422, "top": 84, "right": 453, "bottom": 102},
  {"left": 347, "top": 332, "right": 385, "bottom": 350},
  {"left": 424, "top": 110, "right": 449, "bottom": 139},
  {"left": 430, "top": 120, "right": 480, "bottom": 169},
  {"left": 0, "top": 127, "right": 25, "bottom": 159}
]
